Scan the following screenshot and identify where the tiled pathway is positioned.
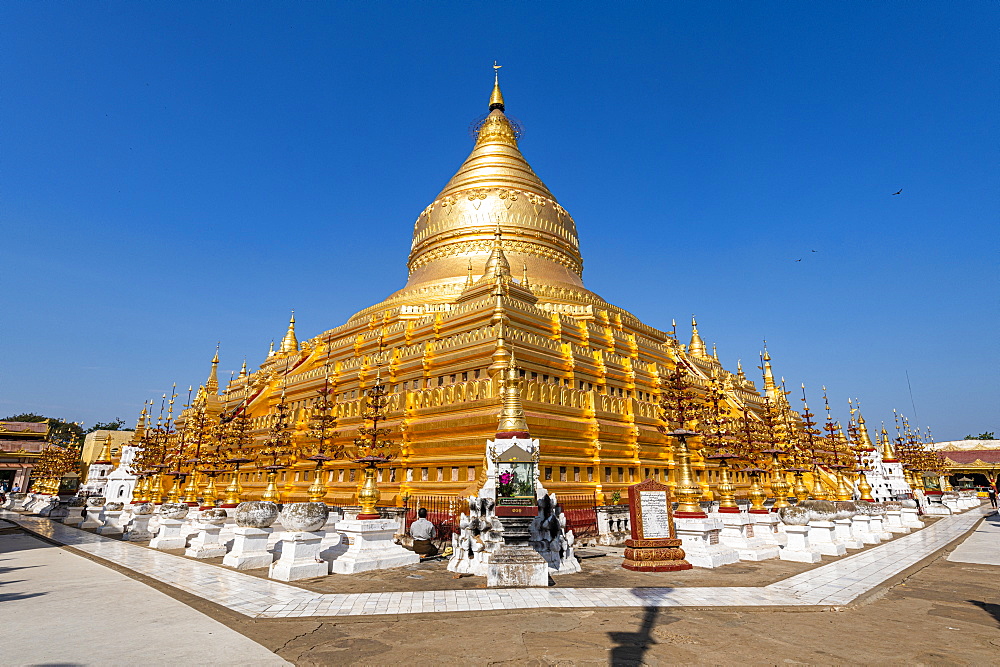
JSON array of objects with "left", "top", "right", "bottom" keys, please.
[{"left": 2, "top": 508, "right": 987, "bottom": 618}]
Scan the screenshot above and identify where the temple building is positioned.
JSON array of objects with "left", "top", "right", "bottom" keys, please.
[
  {"left": 929, "top": 439, "right": 1000, "bottom": 490},
  {"left": 0, "top": 420, "right": 49, "bottom": 491},
  {"left": 184, "top": 73, "right": 794, "bottom": 505}
]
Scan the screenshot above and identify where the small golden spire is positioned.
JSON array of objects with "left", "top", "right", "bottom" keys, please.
[
  {"left": 688, "top": 315, "right": 707, "bottom": 359},
  {"left": 267, "top": 339, "right": 275, "bottom": 358},
  {"left": 490, "top": 61, "right": 505, "bottom": 111},
  {"left": 736, "top": 358, "right": 745, "bottom": 380},
  {"left": 496, "top": 348, "right": 529, "bottom": 437},
  {"left": 238, "top": 358, "right": 248, "bottom": 379},
  {"left": 464, "top": 259, "right": 474, "bottom": 289},
  {"left": 760, "top": 342, "right": 776, "bottom": 396},
  {"left": 205, "top": 343, "right": 220, "bottom": 394},
  {"left": 95, "top": 433, "right": 113, "bottom": 464},
  {"left": 880, "top": 424, "right": 897, "bottom": 461},
  {"left": 522, "top": 263, "right": 530, "bottom": 290},
  {"left": 856, "top": 411, "right": 875, "bottom": 449},
  {"left": 711, "top": 342, "right": 719, "bottom": 361},
  {"left": 481, "top": 223, "right": 511, "bottom": 283},
  {"left": 279, "top": 310, "right": 298, "bottom": 354}
]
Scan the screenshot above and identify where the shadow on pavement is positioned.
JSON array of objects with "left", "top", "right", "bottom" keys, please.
[
  {"left": 608, "top": 605, "right": 658, "bottom": 666},
  {"left": 966, "top": 600, "right": 1000, "bottom": 628}
]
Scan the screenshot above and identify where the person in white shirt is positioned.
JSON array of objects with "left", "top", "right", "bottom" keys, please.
[{"left": 409, "top": 507, "right": 439, "bottom": 557}]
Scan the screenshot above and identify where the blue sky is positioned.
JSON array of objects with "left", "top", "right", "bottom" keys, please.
[{"left": 3, "top": 2, "right": 997, "bottom": 439}]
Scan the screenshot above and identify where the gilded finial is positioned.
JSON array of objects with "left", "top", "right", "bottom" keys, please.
[
  {"left": 490, "top": 61, "right": 505, "bottom": 111},
  {"left": 521, "top": 263, "right": 530, "bottom": 290},
  {"left": 711, "top": 342, "right": 718, "bottom": 361},
  {"left": 879, "top": 423, "right": 897, "bottom": 461},
  {"left": 688, "top": 315, "right": 707, "bottom": 359},
  {"left": 736, "top": 358, "right": 745, "bottom": 380},
  {"left": 205, "top": 343, "right": 220, "bottom": 394},
  {"left": 280, "top": 310, "right": 299, "bottom": 354},
  {"left": 465, "top": 259, "right": 474, "bottom": 289},
  {"left": 496, "top": 348, "right": 529, "bottom": 437},
  {"left": 238, "top": 357, "right": 248, "bottom": 380}
]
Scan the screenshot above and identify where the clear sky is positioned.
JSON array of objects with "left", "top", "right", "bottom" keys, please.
[{"left": 3, "top": 2, "right": 997, "bottom": 440}]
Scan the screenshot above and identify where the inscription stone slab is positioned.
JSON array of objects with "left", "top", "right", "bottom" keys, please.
[{"left": 621, "top": 478, "right": 692, "bottom": 572}]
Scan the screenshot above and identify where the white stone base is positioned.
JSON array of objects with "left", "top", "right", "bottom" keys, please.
[
  {"left": 81, "top": 508, "right": 103, "bottom": 530},
  {"left": 269, "top": 532, "right": 328, "bottom": 581},
  {"left": 61, "top": 508, "right": 86, "bottom": 526},
  {"left": 868, "top": 516, "right": 893, "bottom": 541},
  {"left": 778, "top": 525, "right": 823, "bottom": 563},
  {"left": 487, "top": 544, "right": 549, "bottom": 587},
  {"left": 750, "top": 512, "right": 787, "bottom": 547},
  {"left": 833, "top": 519, "right": 864, "bottom": 550},
  {"left": 96, "top": 510, "right": 124, "bottom": 535},
  {"left": 901, "top": 508, "right": 923, "bottom": 528},
  {"left": 123, "top": 514, "right": 153, "bottom": 541},
  {"left": 674, "top": 516, "right": 740, "bottom": 568},
  {"left": 808, "top": 521, "right": 847, "bottom": 556},
  {"left": 716, "top": 513, "right": 779, "bottom": 561},
  {"left": 149, "top": 518, "right": 189, "bottom": 550},
  {"left": 884, "top": 511, "right": 911, "bottom": 534},
  {"left": 923, "top": 504, "right": 951, "bottom": 516},
  {"left": 223, "top": 526, "right": 274, "bottom": 570},
  {"left": 185, "top": 524, "right": 228, "bottom": 558},
  {"left": 850, "top": 515, "right": 880, "bottom": 545},
  {"left": 331, "top": 519, "right": 419, "bottom": 574}
]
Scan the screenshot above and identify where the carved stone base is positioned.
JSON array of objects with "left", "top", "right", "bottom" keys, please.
[
  {"left": 621, "top": 537, "right": 692, "bottom": 572},
  {"left": 673, "top": 517, "right": 740, "bottom": 569},
  {"left": 185, "top": 524, "right": 227, "bottom": 559},
  {"left": 223, "top": 526, "right": 274, "bottom": 570},
  {"left": 331, "top": 519, "right": 419, "bottom": 574},
  {"left": 487, "top": 543, "right": 550, "bottom": 587},
  {"left": 149, "top": 518, "right": 188, "bottom": 550},
  {"left": 779, "top": 525, "right": 823, "bottom": 563},
  {"left": 269, "top": 532, "right": 327, "bottom": 581}
]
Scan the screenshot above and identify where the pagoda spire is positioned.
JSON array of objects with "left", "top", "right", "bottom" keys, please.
[
  {"left": 95, "top": 433, "right": 113, "bottom": 464},
  {"left": 481, "top": 223, "right": 512, "bottom": 283},
  {"left": 237, "top": 358, "right": 248, "bottom": 380},
  {"left": 736, "top": 358, "right": 746, "bottom": 381},
  {"left": 688, "top": 315, "right": 707, "bottom": 359},
  {"left": 490, "top": 60, "right": 505, "bottom": 111},
  {"left": 879, "top": 424, "right": 897, "bottom": 462},
  {"left": 760, "top": 342, "right": 777, "bottom": 398},
  {"left": 205, "top": 343, "right": 220, "bottom": 394},
  {"left": 855, "top": 411, "right": 875, "bottom": 449},
  {"left": 496, "top": 349, "right": 529, "bottom": 438},
  {"left": 279, "top": 311, "right": 298, "bottom": 354}
]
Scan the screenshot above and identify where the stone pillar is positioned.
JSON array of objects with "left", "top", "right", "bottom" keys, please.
[
  {"left": 268, "top": 532, "right": 326, "bottom": 581},
  {"left": 833, "top": 519, "right": 863, "bottom": 549},
  {"left": 267, "top": 503, "right": 330, "bottom": 581},
  {"left": 332, "top": 518, "right": 421, "bottom": 574},
  {"left": 672, "top": 516, "right": 740, "bottom": 568},
  {"left": 716, "top": 512, "right": 779, "bottom": 561},
  {"left": 96, "top": 510, "right": 124, "bottom": 536},
  {"left": 850, "top": 514, "right": 880, "bottom": 545},
  {"left": 81, "top": 506, "right": 103, "bottom": 529},
  {"left": 123, "top": 514, "right": 153, "bottom": 541},
  {"left": 750, "top": 512, "right": 787, "bottom": 547},
  {"left": 807, "top": 521, "right": 847, "bottom": 556},
  {"left": 149, "top": 518, "right": 188, "bottom": 550},
  {"left": 901, "top": 507, "right": 923, "bottom": 529},
  {"left": 868, "top": 514, "right": 893, "bottom": 541},
  {"left": 185, "top": 508, "right": 229, "bottom": 558},
  {"left": 779, "top": 526, "right": 822, "bottom": 563},
  {"left": 61, "top": 504, "right": 86, "bottom": 526},
  {"left": 884, "top": 510, "right": 910, "bottom": 534},
  {"left": 223, "top": 527, "right": 274, "bottom": 569}
]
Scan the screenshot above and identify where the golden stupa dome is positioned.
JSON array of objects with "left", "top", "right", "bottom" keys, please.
[{"left": 384, "top": 71, "right": 598, "bottom": 311}]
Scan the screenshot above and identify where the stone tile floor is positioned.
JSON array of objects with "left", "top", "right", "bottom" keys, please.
[{"left": 2, "top": 507, "right": 988, "bottom": 619}]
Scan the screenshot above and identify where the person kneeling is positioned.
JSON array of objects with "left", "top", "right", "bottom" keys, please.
[{"left": 410, "top": 507, "right": 439, "bottom": 558}]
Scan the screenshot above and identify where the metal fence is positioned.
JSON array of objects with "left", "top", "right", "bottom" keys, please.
[
  {"left": 557, "top": 493, "right": 599, "bottom": 538},
  {"left": 402, "top": 495, "right": 465, "bottom": 542}
]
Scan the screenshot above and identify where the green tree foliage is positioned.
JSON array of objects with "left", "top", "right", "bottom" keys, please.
[{"left": 964, "top": 431, "right": 996, "bottom": 440}]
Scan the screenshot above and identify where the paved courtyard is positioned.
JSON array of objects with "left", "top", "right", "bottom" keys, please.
[{"left": 2, "top": 507, "right": 996, "bottom": 665}]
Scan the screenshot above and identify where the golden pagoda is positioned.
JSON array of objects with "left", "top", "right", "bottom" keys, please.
[{"left": 197, "top": 70, "right": 781, "bottom": 505}]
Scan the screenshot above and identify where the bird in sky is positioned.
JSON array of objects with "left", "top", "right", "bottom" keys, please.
[
  {"left": 811, "top": 249, "right": 817, "bottom": 252},
  {"left": 795, "top": 259, "right": 802, "bottom": 262},
  {"left": 892, "top": 189, "right": 903, "bottom": 195}
]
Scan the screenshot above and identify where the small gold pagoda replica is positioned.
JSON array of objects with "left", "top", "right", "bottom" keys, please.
[{"left": 175, "top": 68, "right": 783, "bottom": 505}]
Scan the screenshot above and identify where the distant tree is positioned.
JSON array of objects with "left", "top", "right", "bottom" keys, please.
[
  {"left": 964, "top": 432, "right": 996, "bottom": 440},
  {"left": 85, "top": 419, "right": 133, "bottom": 433}
]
